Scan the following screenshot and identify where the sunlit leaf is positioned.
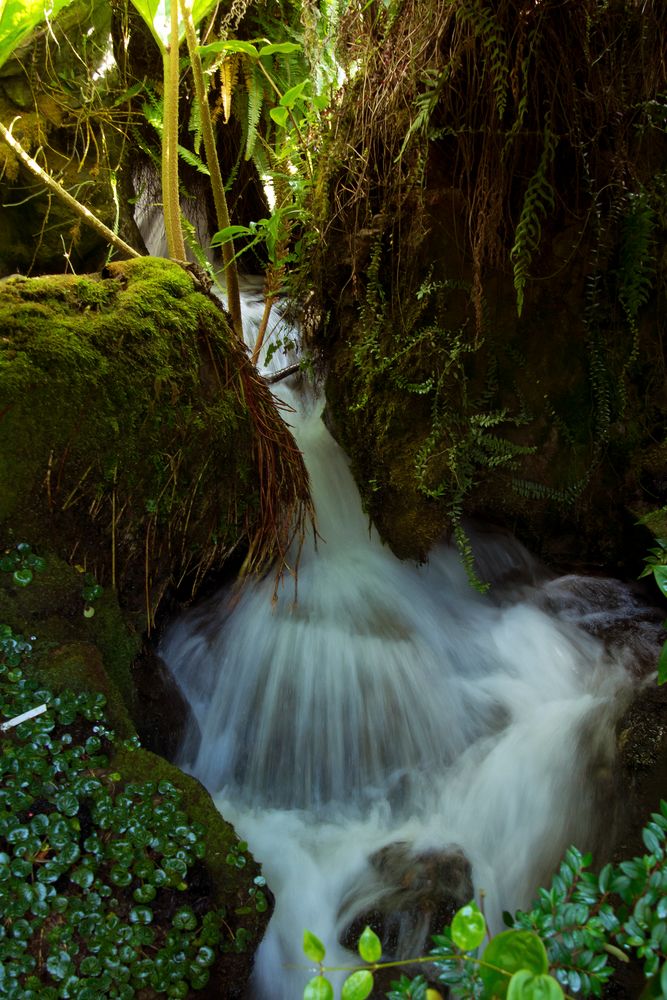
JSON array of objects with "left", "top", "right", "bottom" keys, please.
[
  {"left": 0, "top": 0, "right": 75, "bottom": 71},
  {"left": 303, "top": 930, "right": 326, "bottom": 963},
  {"left": 198, "top": 39, "right": 259, "bottom": 58},
  {"left": 303, "top": 975, "right": 334, "bottom": 1000},
  {"left": 358, "top": 926, "right": 382, "bottom": 963},
  {"left": 480, "top": 930, "right": 548, "bottom": 999},
  {"left": 270, "top": 106, "right": 289, "bottom": 127},
  {"left": 280, "top": 80, "right": 308, "bottom": 109},
  {"left": 341, "top": 969, "right": 374, "bottom": 1000},
  {"left": 259, "top": 41, "right": 301, "bottom": 56},
  {"left": 507, "top": 970, "right": 565, "bottom": 1000},
  {"left": 451, "top": 901, "right": 487, "bottom": 951}
]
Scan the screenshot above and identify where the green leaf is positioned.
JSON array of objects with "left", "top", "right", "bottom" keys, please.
[
  {"left": 451, "top": 901, "right": 487, "bottom": 951},
  {"left": 303, "top": 930, "right": 326, "bottom": 963},
  {"left": 198, "top": 39, "right": 259, "bottom": 58},
  {"left": 654, "top": 565, "right": 667, "bottom": 597},
  {"left": 304, "top": 976, "right": 334, "bottom": 1000},
  {"left": 480, "top": 930, "right": 549, "bottom": 1000},
  {"left": 280, "top": 81, "right": 308, "bottom": 109},
  {"left": 0, "top": 0, "right": 75, "bottom": 72},
  {"left": 210, "top": 224, "right": 254, "bottom": 246},
  {"left": 657, "top": 641, "right": 667, "bottom": 686},
  {"left": 507, "top": 971, "right": 565, "bottom": 1000},
  {"left": 358, "top": 925, "right": 382, "bottom": 963},
  {"left": 341, "top": 969, "right": 374, "bottom": 1000},
  {"left": 259, "top": 42, "right": 302, "bottom": 56},
  {"left": 270, "top": 106, "right": 289, "bottom": 128},
  {"left": 128, "top": 0, "right": 218, "bottom": 53}
]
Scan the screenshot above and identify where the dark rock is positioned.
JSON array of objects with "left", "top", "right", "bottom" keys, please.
[{"left": 339, "top": 842, "right": 473, "bottom": 995}]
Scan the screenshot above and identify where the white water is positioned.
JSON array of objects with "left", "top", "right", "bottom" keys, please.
[{"left": 160, "top": 287, "right": 652, "bottom": 997}]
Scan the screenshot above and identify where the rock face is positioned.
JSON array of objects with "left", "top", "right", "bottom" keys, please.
[
  {"left": 339, "top": 842, "right": 473, "bottom": 995},
  {"left": 309, "top": 1, "right": 667, "bottom": 577}
]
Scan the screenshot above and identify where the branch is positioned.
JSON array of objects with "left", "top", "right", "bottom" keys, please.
[{"left": 0, "top": 118, "right": 140, "bottom": 260}]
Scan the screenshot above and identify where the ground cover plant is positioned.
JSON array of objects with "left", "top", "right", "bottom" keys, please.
[{"left": 0, "top": 620, "right": 265, "bottom": 999}]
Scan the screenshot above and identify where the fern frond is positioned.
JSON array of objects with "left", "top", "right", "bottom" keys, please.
[
  {"left": 177, "top": 144, "right": 210, "bottom": 176},
  {"left": 618, "top": 189, "right": 656, "bottom": 322},
  {"left": 188, "top": 98, "right": 203, "bottom": 156},
  {"left": 510, "top": 118, "right": 558, "bottom": 316},
  {"left": 243, "top": 60, "right": 264, "bottom": 162},
  {"left": 456, "top": 0, "right": 509, "bottom": 120},
  {"left": 220, "top": 55, "right": 239, "bottom": 124}
]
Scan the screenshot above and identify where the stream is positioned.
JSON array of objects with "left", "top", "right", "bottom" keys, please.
[{"left": 160, "top": 284, "right": 658, "bottom": 997}]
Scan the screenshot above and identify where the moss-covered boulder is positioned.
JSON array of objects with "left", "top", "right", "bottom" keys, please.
[{"left": 0, "top": 256, "right": 310, "bottom": 627}]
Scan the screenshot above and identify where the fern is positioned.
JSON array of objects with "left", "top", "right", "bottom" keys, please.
[
  {"left": 188, "top": 98, "right": 203, "bottom": 156},
  {"left": 220, "top": 55, "right": 239, "bottom": 125},
  {"left": 510, "top": 117, "right": 558, "bottom": 316},
  {"left": 243, "top": 61, "right": 265, "bottom": 162},
  {"left": 176, "top": 145, "right": 210, "bottom": 176},
  {"left": 456, "top": 0, "right": 509, "bottom": 120},
  {"left": 618, "top": 189, "right": 656, "bottom": 324}
]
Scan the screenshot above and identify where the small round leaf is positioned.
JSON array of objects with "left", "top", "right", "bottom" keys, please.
[
  {"left": 451, "top": 902, "right": 487, "bottom": 951},
  {"left": 507, "top": 970, "right": 565, "bottom": 1000}
]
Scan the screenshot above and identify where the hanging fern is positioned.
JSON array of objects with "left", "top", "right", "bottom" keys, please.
[
  {"left": 243, "top": 60, "right": 265, "bottom": 162},
  {"left": 456, "top": 0, "right": 509, "bottom": 120},
  {"left": 618, "top": 189, "right": 656, "bottom": 324},
  {"left": 510, "top": 116, "right": 558, "bottom": 316}
]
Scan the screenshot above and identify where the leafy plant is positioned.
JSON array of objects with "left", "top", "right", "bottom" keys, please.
[
  {"left": 639, "top": 535, "right": 667, "bottom": 684},
  {"left": 303, "top": 812, "right": 667, "bottom": 999},
  {"left": 0, "top": 543, "right": 46, "bottom": 588},
  {"left": 510, "top": 117, "right": 558, "bottom": 317},
  {"left": 0, "top": 622, "right": 251, "bottom": 997}
]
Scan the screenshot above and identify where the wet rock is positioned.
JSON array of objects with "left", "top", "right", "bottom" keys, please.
[
  {"left": 339, "top": 842, "right": 473, "bottom": 994},
  {"left": 535, "top": 574, "right": 665, "bottom": 676}
]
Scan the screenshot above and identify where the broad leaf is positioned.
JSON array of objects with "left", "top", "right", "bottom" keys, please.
[
  {"left": 280, "top": 80, "right": 309, "bottom": 109},
  {"left": 654, "top": 565, "right": 667, "bottom": 597},
  {"left": 198, "top": 39, "right": 259, "bottom": 58},
  {"left": 507, "top": 971, "right": 564, "bottom": 1000},
  {"left": 128, "top": 0, "right": 218, "bottom": 53},
  {"left": 259, "top": 41, "right": 301, "bottom": 56},
  {"left": 211, "top": 224, "right": 254, "bottom": 246},
  {"left": 270, "top": 106, "right": 289, "bottom": 127},
  {"left": 480, "top": 930, "right": 548, "bottom": 1000},
  {"left": 658, "top": 640, "right": 667, "bottom": 686},
  {"left": 0, "top": 0, "right": 75, "bottom": 71}
]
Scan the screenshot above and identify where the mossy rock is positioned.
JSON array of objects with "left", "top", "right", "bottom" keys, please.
[{"left": 0, "top": 257, "right": 261, "bottom": 625}]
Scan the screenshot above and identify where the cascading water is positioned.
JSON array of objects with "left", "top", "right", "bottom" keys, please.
[{"left": 160, "top": 285, "right": 656, "bottom": 997}]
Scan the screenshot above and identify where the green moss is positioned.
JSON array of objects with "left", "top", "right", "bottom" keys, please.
[{"left": 0, "top": 258, "right": 259, "bottom": 620}]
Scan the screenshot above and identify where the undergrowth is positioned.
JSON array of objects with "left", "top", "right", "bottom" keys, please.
[{"left": 0, "top": 622, "right": 265, "bottom": 999}]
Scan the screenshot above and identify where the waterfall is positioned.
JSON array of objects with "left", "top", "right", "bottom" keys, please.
[{"left": 160, "top": 285, "right": 655, "bottom": 998}]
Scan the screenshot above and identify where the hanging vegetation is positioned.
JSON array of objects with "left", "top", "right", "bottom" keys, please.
[{"left": 311, "top": 0, "right": 667, "bottom": 572}]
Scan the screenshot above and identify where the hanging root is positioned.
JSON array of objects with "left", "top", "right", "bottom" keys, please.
[{"left": 237, "top": 359, "right": 315, "bottom": 598}]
